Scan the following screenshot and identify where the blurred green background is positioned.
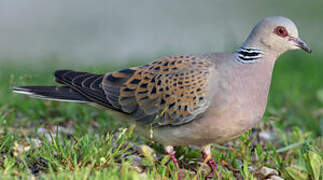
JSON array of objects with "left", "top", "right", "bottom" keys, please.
[
  {"left": 1, "top": 0, "right": 323, "bottom": 61},
  {"left": 0, "top": 0, "right": 322, "bottom": 135}
]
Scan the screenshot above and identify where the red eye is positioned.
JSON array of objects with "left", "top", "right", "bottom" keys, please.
[{"left": 274, "top": 26, "right": 288, "bottom": 37}]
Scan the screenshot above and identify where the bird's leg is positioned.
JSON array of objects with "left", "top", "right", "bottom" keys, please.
[
  {"left": 165, "top": 145, "right": 185, "bottom": 179},
  {"left": 201, "top": 145, "right": 217, "bottom": 178}
]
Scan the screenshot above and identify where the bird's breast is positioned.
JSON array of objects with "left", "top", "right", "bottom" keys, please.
[{"left": 200, "top": 60, "right": 274, "bottom": 143}]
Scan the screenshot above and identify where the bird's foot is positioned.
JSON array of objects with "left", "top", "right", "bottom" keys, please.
[
  {"left": 202, "top": 150, "right": 218, "bottom": 178},
  {"left": 165, "top": 146, "right": 185, "bottom": 180}
]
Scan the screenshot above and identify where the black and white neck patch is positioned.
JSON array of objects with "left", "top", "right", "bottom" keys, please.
[{"left": 234, "top": 47, "right": 264, "bottom": 64}]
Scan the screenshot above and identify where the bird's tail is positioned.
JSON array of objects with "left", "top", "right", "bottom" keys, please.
[{"left": 12, "top": 86, "right": 89, "bottom": 103}]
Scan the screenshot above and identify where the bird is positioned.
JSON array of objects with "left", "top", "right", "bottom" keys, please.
[{"left": 13, "top": 16, "right": 311, "bottom": 178}]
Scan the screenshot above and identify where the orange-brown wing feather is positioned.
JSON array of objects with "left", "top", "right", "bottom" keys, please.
[{"left": 102, "top": 55, "right": 215, "bottom": 126}]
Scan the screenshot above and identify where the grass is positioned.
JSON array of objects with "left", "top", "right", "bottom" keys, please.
[{"left": 0, "top": 53, "right": 322, "bottom": 179}]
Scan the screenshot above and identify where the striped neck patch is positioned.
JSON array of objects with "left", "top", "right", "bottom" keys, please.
[{"left": 234, "top": 47, "right": 264, "bottom": 64}]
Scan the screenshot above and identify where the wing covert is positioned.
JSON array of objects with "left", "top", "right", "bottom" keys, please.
[{"left": 102, "top": 55, "right": 215, "bottom": 126}]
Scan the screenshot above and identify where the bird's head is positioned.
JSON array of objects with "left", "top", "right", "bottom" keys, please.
[{"left": 244, "top": 16, "right": 311, "bottom": 56}]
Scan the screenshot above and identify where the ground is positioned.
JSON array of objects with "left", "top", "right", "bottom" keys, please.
[{"left": 0, "top": 52, "right": 322, "bottom": 179}]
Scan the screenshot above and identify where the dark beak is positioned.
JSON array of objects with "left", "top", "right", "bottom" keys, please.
[{"left": 290, "top": 37, "right": 312, "bottom": 53}]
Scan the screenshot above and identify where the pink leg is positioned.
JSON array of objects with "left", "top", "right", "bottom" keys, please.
[
  {"left": 201, "top": 145, "right": 218, "bottom": 178},
  {"left": 165, "top": 146, "right": 185, "bottom": 180}
]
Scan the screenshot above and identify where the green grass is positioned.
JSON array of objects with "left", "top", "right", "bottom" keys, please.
[{"left": 0, "top": 53, "right": 322, "bottom": 179}]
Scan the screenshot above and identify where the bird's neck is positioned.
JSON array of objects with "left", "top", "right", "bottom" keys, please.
[{"left": 233, "top": 46, "right": 264, "bottom": 64}]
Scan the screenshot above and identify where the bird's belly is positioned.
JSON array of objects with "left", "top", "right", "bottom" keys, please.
[
  {"left": 106, "top": 98, "right": 266, "bottom": 147},
  {"left": 154, "top": 104, "right": 264, "bottom": 147},
  {"left": 202, "top": 105, "right": 263, "bottom": 143}
]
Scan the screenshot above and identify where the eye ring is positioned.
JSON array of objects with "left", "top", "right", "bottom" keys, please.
[{"left": 274, "top": 26, "right": 288, "bottom": 37}]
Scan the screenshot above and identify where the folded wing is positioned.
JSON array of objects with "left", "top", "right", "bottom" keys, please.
[{"left": 102, "top": 55, "right": 215, "bottom": 127}]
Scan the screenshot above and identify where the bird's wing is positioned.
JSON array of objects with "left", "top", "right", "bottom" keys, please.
[{"left": 102, "top": 55, "right": 215, "bottom": 127}]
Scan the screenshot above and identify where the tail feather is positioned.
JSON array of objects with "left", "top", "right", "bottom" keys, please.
[
  {"left": 12, "top": 69, "right": 123, "bottom": 113},
  {"left": 12, "top": 86, "right": 89, "bottom": 102}
]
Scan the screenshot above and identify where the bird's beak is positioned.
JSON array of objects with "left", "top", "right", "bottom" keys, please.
[{"left": 290, "top": 37, "right": 312, "bottom": 53}]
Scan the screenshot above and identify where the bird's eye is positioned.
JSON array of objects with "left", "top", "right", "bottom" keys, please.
[{"left": 274, "top": 26, "right": 288, "bottom": 37}]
